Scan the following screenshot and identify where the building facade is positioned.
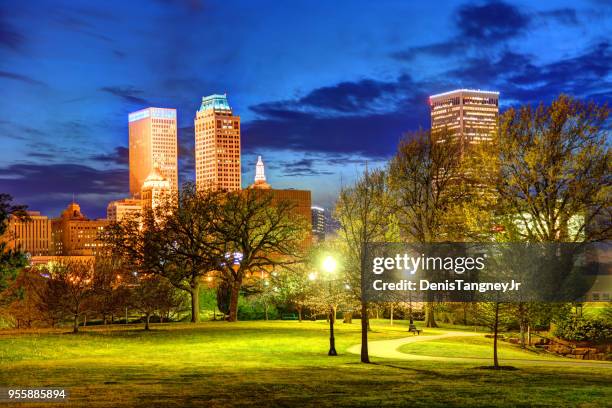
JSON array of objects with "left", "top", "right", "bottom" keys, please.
[
  {"left": 311, "top": 206, "right": 326, "bottom": 241},
  {"left": 141, "top": 164, "right": 171, "bottom": 213},
  {"left": 2, "top": 211, "right": 52, "bottom": 256},
  {"left": 51, "top": 202, "right": 108, "bottom": 256},
  {"left": 429, "top": 89, "right": 499, "bottom": 153},
  {"left": 248, "top": 156, "right": 312, "bottom": 229},
  {"left": 107, "top": 198, "right": 143, "bottom": 222},
  {"left": 128, "top": 107, "right": 178, "bottom": 197},
  {"left": 194, "top": 94, "right": 241, "bottom": 191}
]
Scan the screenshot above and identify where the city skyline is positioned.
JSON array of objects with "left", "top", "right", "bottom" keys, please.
[{"left": 1, "top": 0, "right": 611, "bottom": 218}]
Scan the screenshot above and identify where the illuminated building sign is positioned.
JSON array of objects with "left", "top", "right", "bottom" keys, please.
[{"left": 129, "top": 108, "right": 177, "bottom": 122}]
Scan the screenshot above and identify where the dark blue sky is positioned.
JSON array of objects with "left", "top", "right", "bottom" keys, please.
[{"left": 1, "top": 0, "right": 610, "bottom": 218}]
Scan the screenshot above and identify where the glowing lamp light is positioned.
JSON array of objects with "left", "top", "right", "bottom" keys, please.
[{"left": 322, "top": 256, "right": 337, "bottom": 274}]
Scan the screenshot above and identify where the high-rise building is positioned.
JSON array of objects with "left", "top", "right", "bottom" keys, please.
[
  {"left": 429, "top": 89, "right": 499, "bottom": 153},
  {"left": 311, "top": 206, "right": 326, "bottom": 242},
  {"left": 128, "top": 107, "right": 178, "bottom": 197},
  {"left": 107, "top": 198, "right": 143, "bottom": 222},
  {"left": 51, "top": 202, "right": 109, "bottom": 256},
  {"left": 1, "top": 211, "right": 52, "bottom": 256},
  {"left": 194, "top": 94, "right": 241, "bottom": 191}
]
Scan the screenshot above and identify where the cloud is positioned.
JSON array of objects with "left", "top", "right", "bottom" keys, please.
[
  {"left": 278, "top": 158, "right": 334, "bottom": 177},
  {"left": 537, "top": 8, "right": 579, "bottom": 25},
  {"left": 99, "top": 86, "right": 151, "bottom": 105},
  {"left": 91, "top": 146, "right": 129, "bottom": 166},
  {"left": 0, "top": 70, "right": 46, "bottom": 86},
  {"left": 456, "top": 1, "right": 530, "bottom": 42},
  {"left": 0, "top": 163, "right": 128, "bottom": 218}
]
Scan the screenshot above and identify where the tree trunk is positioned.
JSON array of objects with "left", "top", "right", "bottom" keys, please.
[
  {"left": 228, "top": 279, "right": 241, "bottom": 322},
  {"left": 73, "top": 312, "right": 79, "bottom": 333},
  {"left": 343, "top": 311, "right": 353, "bottom": 324},
  {"left": 264, "top": 303, "right": 269, "bottom": 321},
  {"left": 493, "top": 302, "right": 499, "bottom": 368},
  {"left": 390, "top": 303, "right": 394, "bottom": 325},
  {"left": 360, "top": 301, "right": 370, "bottom": 363},
  {"left": 425, "top": 302, "right": 438, "bottom": 328},
  {"left": 297, "top": 305, "right": 303, "bottom": 322},
  {"left": 190, "top": 280, "right": 200, "bottom": 323},
  {"left": 145, "top": 313, "right": 150, "bottom": 331},
  {"left": 527, "top": 324, "right": 531, "bottom": 346}
]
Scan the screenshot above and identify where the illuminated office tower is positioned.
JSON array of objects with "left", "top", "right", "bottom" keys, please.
[
  {"left": 311, "top": 206, "right": 326, "bottom": 242},
  {"left": 194, "top": 94, "right": 241, "bottom": 191},
  {"left": 429, "top": 89, "right": 499, "bottom": 153},
  {"left": 128, "top": 107, "right": 178, "bottom": 196}
]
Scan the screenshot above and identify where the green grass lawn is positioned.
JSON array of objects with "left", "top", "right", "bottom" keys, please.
[
  {"left": 0, "top": 320, "right": 610, "bottom": 407},
  {"left": 398, "top": 335, "right": 565, "bottom": 360}
]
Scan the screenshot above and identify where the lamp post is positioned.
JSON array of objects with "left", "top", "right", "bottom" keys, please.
[{"left": 322, "top": 255, "right": 338, "bottom": 356}]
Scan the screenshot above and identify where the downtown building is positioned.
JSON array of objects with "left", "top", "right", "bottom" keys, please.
[
  {"left": 194, "top": 94, "right": 241, "bottom": 191},
  {"left": 429, "top": 89, "right": 499, "bottom": 153},
  {"left": 51, "top": 202, "right": 109, "bottom": 256},
  {"left": 248, "top": 156, "right": 312, "bottom": 230},
  {"left": 311, "top": 206, "right": 326, "bottom": 242},
  {"left": 128, "top": 107, "right": 178, "bottom": 197},
  {"left": 1, "top": 211, "right": 52, "bottom": 256}
]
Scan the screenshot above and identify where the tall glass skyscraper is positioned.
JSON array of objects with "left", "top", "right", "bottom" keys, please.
[
  {"left": 194, "top": 94, "right": 241, "bottom": 191},
  {"left": 128, "top": 107, "right": 178, "bottom": 197}
]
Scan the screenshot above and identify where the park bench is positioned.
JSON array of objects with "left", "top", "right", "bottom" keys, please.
[
  {"left": 408, "top": 324, "right": 421, "bottom": 335},
  {"left": 281, "top": 313, "right": 298, "bottom": 320}
]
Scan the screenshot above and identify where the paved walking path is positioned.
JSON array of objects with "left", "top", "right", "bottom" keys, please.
[{"left": 347, "top": 330, "right": 612, "bottom": 368}]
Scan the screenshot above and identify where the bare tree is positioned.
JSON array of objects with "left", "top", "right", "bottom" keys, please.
[{"left": 335, "top": 168, "right": 390, "bottom": 363}]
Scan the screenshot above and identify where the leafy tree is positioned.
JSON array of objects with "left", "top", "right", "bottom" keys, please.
[
  {"left": 40, "top": 260, "right": 95, "bottom": 333},
  {"left": 156, "top": 183, "right": 223, "bottom": 323},
  {"left": 90, "top": 254, "right": 130, "bottom": 325},
  {"left": 495, "top": 95, "right": 610, "bottom": 242},
  {"left": 0, "top": 194, "right": 28, "bottom": 293},
  {"left": 335, "top": 169, "right": 390, "bottom": 363},
  {"left": 214, "top": 189, "right": 308, "bottom": 322},
  {"left": 387, "top": 131, "right": 470, "bottom": 327}
]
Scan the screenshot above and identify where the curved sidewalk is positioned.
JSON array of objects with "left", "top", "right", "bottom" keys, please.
[{"left": 347, "top": 331, "right": 612, "bottom": 368}]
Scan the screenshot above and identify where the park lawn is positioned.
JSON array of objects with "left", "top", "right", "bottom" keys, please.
[
  {"left": 398, "top": 335, "right": 566, "bottom": 361},
  {"left": 0, "top": 320, "right": 609, "bottom": 408}
]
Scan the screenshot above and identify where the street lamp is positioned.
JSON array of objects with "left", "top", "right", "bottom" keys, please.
[{"left": 322, "top": 255, "right": 338, "bottom": 356}]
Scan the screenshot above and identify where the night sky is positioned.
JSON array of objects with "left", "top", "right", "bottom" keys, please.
[{"left": 1, "top": 0, "right": 610, "bottom": 218}]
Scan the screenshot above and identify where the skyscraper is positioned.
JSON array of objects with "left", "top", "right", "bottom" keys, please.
[
  {"left": 311, "top": 206, "right": 326, "bottom": 242},
  {"left": 128, "top": 107, "right": 178, "bottom": 197},
  {"left": 429, "top": 89, "right": 499, "bottom": 153},
  {"left": 194, "top": 94, "right": 241, "bottom": 191}
]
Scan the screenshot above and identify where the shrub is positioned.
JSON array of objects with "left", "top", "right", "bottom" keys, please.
[{"left": 553, "top": 314, "right": 611, "bottom": 343}]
